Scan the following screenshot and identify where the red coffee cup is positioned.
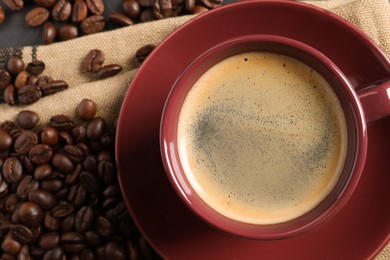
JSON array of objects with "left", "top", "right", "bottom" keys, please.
[{"left": 160, "top": 34, "right": 390, "bottom": 240}]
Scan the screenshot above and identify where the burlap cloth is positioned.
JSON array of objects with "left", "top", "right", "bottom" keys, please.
[{"left": 0, "top": 0, "right": 389, "bottom": 258}]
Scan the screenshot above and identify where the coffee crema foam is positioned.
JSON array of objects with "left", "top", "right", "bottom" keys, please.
[{"left": 177, "top": 52, "right": 348, "bottom": 225}]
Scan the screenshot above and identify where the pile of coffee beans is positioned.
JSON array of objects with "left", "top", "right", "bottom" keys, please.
[
  {"left": 0, "top": 0, "right": 223, "bottom": 44},
  {"left": 82, "top": 49, "right": 123, "bottom": 80},
  {"left": 0, "top": 55, "right": 68, "bottom": 106},
  {"left": 0, "top": 99, "right": 155, "bottom": 259}
]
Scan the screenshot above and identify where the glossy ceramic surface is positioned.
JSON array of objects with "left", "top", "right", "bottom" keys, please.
[
  {"left": 116, "top": 1, "right": 390, "bottom": 259},
  {"left": 160, "top": 34, "right": 367, "bottom": 240}
]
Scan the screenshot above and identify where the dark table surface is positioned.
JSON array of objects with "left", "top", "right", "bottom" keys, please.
[{"left": 0, "top": 0, "right": 235, "bottom": 49}]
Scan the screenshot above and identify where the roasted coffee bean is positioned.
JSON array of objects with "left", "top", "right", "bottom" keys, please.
[
  {"left": 123, "top": 0, "right": 141, "bottom": 19},
  {"left": 60, "top": 213, "right": 74, "bottom": 232},
  {"left": 18, "top": 84, "right": 42, "bottom": 105},
  {"left": 81, "top": 249, "right": 95, "bottom": 260},
  {"left": 138, "top": 0, "right": 154, "bottom": 7},
  {"left": 42, "top": 247, "right": 64, "bottom": 260},
  {"left": 68, "top": 183, "right": 86, "bottom": 207},
  {"left": 82, "top": 49, "right": 105, "bottom": 73},
  {"left": 0, "top": 129, "right": 13, "bottom": 151},
  {"left": 86, "top": 117, "right": 106, "bottom": 140},
  {"left": 40, "top": 80, "right": 69, "bottom": 96},
  {"left": 43, "top": 211, "right": 60, "bottom": 230},
  {"left": 185, "top": 0, "right": 195, "bottom": 13},
  {"left": 19, "top": 156, "right": 32, "bottom": 176},
  {"left": 109, "top": 12, "right": 134, "bottom": 26},
  {"left": 95, "top": 64, "right": 123, "bottom": 79},
  {"left": 39, "top": 232, "right": 59, "bottom": 250},
  {"left": 72, "top": 0, "right": 88, "bottom": 22},
  {"left": 10, "top": 224, "right": 34, "bottom": 244},
  {"left": 72, "top": 125, "right": 86, "bottom": 142},
  {"left": 98, "top": 160, "right": 114, "bottom": 184},
  {"left": 105, "top": 241, "right": 127, "bottom": 259},
  {"left": 5, "top": 194, "right": 21, "bottom": 213},
  {"left": 61, "top": 231, "right": 84, "bottom": 243},
  {"left": 43, "top": 22, "right": 57, "bottom": 44},
  {"left": 16, "top": 175, "right": 38, "bottom": 199},
  {"left": 140, "top": 8, "right": 155, "bottom": 22},
  {"left": 14, "top": 70, "right": 29, "bottom": 90},
  {"left": 28, "top": 189, "right": 56, "bottom": 210},
  {"left": 26, "top": 60, "right": 45, "bottom": 76},
  {"left": 95, "top": 245, "right": 108, "bottom": 259},
  {"left": 1, "top": 233, "right": 22, "bottom": 255},
  {"left": 40, "top": 126, "right": 59, "bottom": 146},
  {"left": 0, "top": 120, "right": 18, "bottom": 134},
  {"left": 25, "top": 7, "right": 50, "bottom": 27},
  {"left": 3, "top": 0, "right": 24, "bottom": 11},
  {"left": 17, "top": 244, "right": 31, "bottom": 260},
  {"left": 56, "top": 187, "right": 68, "bottom": 201},
  {"left": 2, "top": 157, "right": 23, "bottom": 184},
  {"left": 0, "top": 6, "right": 5, "bottom": 24},
  {"left": 18, "top": 202, "right": 43, "bottom": 227},
  {"left": 52, "top": 0, "right": 71, "bottom": 21},
  {"left": 100, "top": 133, "right": 115, "bottom": 149},
  {"left": 50, "top": 115, "right": 74, "bottom": 131},
  {"left": 135, "top": 44, "right": 155, "bottom": 63},
  {"left": 58, "top": 24, "right": 78, "bottom": 41},
  {"left": 64, "top": 145, "right": 85, "bottom": 163},
  {"left": 65, "top": 163, "right": 81, "bottom": 185},
  {"left": 52, "top": 153, "right": 74, "bottom": 173},
  {"left": 98, "top": 150, "right": 112, "bottom": 162},
  {"left": 193, "top": 4, "right": 209, "bottom": 13},
  {"left": 82, "top": 155, "right": 96, "bottom": 171},
  {"left": 0, "top": 181, "right": 9, "bottom": 196},
  {"left": 59, "top": 131, "right": 73, "bottom": 145},
  {"left": 30, "top": 245, "right": 45, "bottom": 258},
  {"left": 37, "top": 75, "right": 53, "bottom": 87},
  {"left": 94, "top": 216, "right": 112, "bottom": 237},
  {"left": 84, "top": 230, "right": 101, "bottom": 247},
  {"left": 0, "top": 69, "right": 11, "bottom": 90},
  {"left": 81, "top": 15, "right": 105, "bottom": 34},
  {"left": 102, "top": 197, "right": 119, "bottom": 211},
  {"left": 86, "top": 0, "right": 104, "bottom": 15},
  {"left": 29, "top": 144, "right": 53, "bottom": 164},
  {"left": 11, "top": 206, "right": 22, "bottom": 224},
  {"left": 201, "top": 0, "right": 222, "bottom": 8},
  {"left": 34, "top": 0, "right": 56, "bottom": 8},
  {"left": 153, "top": 0, "right": 174, "bottom": 19},
  {"left": 103, "top": 184, "right": 121, "bottom": 198},
  {"left": 63, "top": 244, "right": 86, "bottom": 254},
  {"left": 34, "top": 163, "right": 52, "bottom": 179},
  {"left": 74, "top": 206, "right": 93, "bottom": 232},
  {"left": 14, "top": 130, "right": 38, "bottom": 154},
  {"left": 40, "top": 178, "right": 63, "bottom": 193},
  {"left": 16, "top": 110, "right": 39, "bottom": 130},
  {"left": 25, "top": 75, "right": 37, "bottom": 87},
  {"left": 6, "top": 56, "right": 24, "bottom": 77},
  {"left": 51, "top": 201, "right": 74, "bottom": 218},
  {"left": 76, "top": 99, "right": 97, "bottom": 121},
  {"left": 4, "top": 84, "right": 16, "bottom": 106},
  {"left": 114, "top": 201, "right": 130, "bottom": 221},
  {"left": 80, "top": 171, "right": 100, "bottom": 193}
]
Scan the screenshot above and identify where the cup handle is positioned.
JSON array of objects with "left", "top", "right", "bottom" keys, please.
[{"left": 357, "top": 80, "right": 390, "bottom": 123}]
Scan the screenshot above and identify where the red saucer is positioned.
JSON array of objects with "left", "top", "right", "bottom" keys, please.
[{"left": 116, "top": 1, "right": 390, "bottom": 259}]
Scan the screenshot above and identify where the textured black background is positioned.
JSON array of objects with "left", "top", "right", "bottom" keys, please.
[{"left": 0, "top": 0, "right": 235, "bottom": 49}]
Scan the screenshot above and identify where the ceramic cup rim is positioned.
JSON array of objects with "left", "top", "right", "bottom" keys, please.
[{"left": 160, "top": 34, "right": 367, "bottom": 240}]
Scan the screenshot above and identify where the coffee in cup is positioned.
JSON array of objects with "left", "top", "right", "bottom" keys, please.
[
  {"left": 177, "top": 51, "right": 348, "bottom": 225},
  {"left": 161, "top": 35, "right": 373, "bottom": 240}
]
